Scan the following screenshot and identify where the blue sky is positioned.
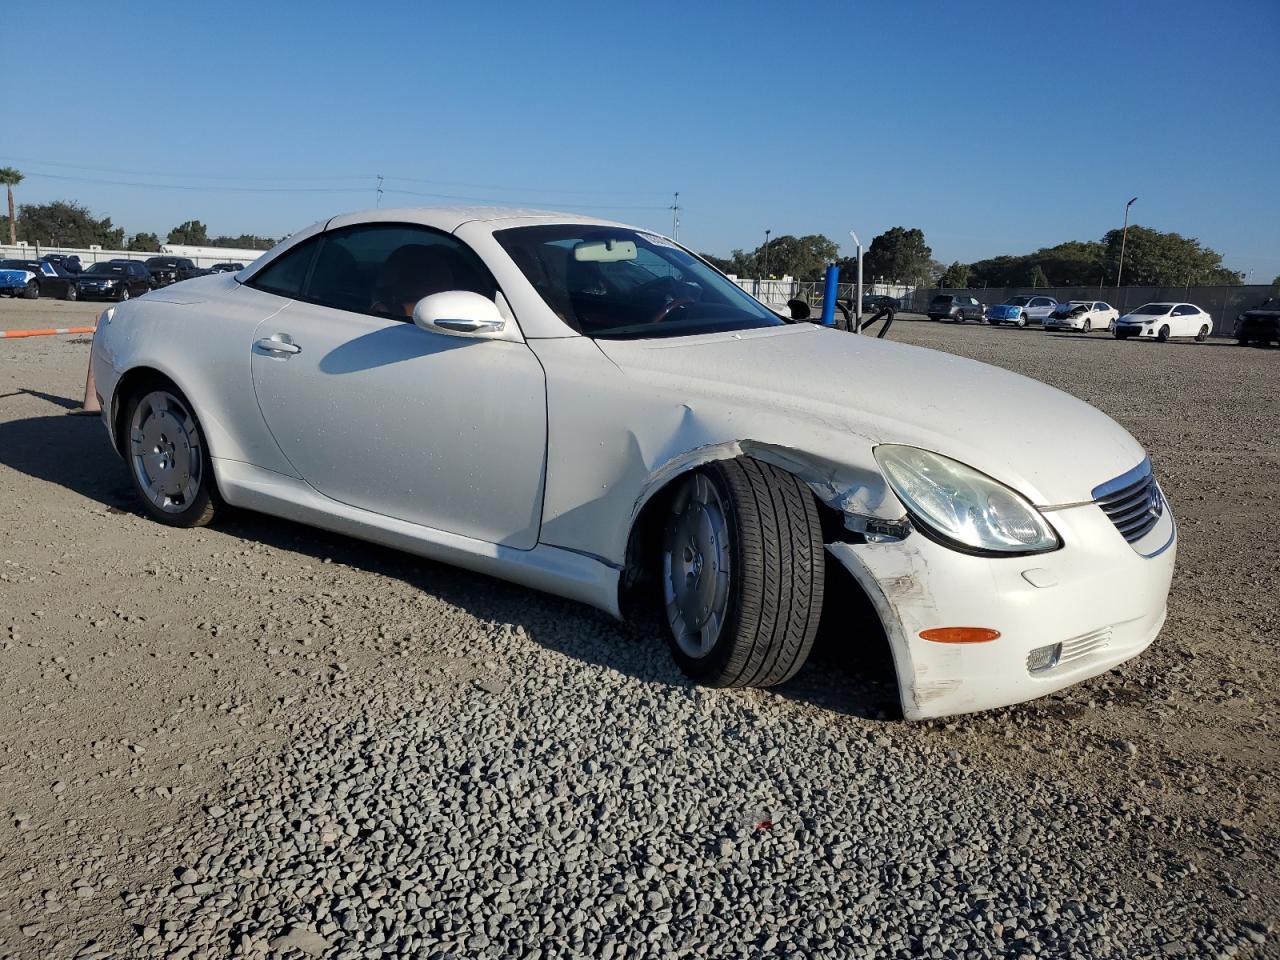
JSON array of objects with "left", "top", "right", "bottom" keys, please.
[{"left": 9, "top": 0, "right": 1278, "bottom": 278}]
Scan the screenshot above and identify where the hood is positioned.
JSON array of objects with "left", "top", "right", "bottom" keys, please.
[
  {"left": 596, "top": 323, "right": 1145, "bottom": 506},
  {"left": 0, "top": 268, "right": 34, "bottom": 282},
  {"left": 988, "top": 303, "right": 1023, "bottom": 315},
  {"left": 1243, "top": 307, "right": 1280, "bottom": 318}
]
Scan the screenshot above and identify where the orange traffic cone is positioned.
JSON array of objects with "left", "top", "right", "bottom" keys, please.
[{"left": 69, "top": 353, "right": 101, "bottom": 416}]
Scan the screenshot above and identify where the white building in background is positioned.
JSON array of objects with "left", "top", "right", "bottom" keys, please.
[{"left": 161, "top": 243, "right": 269, "bottom": 263}]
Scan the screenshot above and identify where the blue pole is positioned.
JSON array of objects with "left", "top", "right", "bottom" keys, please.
[{"left": 820, "top": 264, "right": 840, "bottom": 326}]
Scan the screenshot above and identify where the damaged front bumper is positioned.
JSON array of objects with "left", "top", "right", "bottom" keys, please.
[{"left": 827, "top": 500, "right": 1176, "bottom": 720}]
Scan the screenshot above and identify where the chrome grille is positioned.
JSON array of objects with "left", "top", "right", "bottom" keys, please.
[{"left": 1092, "top": 459, "right": 1163, "bottom": 543}]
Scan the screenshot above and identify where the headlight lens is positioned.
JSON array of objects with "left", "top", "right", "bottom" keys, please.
[{"left": 874, "top": 445, "right": 1060, "bottom": 555}]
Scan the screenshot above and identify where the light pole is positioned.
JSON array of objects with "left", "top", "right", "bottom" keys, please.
[
  {"left": 762, "top": 229, "right": 771, "bottom": 281},
  {"left": 848, "top": 230, "right": 863, "bottom": 333},
  {"left": 1116, "top": 196, "right": 1137, "bottom": 288}
]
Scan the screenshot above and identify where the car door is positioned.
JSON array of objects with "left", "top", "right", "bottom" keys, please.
[{"left": 247, "top": 223, "right": 548, "bottom": 549}]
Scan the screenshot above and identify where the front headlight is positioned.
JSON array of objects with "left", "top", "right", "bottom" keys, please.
[{"left": 874, "top": 445, "right": 1061, "bottom": 555}]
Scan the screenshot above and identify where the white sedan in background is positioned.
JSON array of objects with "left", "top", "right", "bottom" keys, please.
[
  {"left": 88, "top": 206, "right": 1175, "bottom": 720},
  {"left": 1113, "top": 303, "right": 1213, "bottom": 342},
  {"left": 1044, "top": 300, "right": 1120, "bottom": 333}
]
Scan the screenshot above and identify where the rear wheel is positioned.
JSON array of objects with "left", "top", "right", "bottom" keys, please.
[
  {"left": 23, "top": 280, "right": 39, "bottom": 299},
  {"left": 124, "top": 380, "right": 221, "bottom": 527},
  {"left": 1157, "top": 324, "right": 1171, "bottom": 342},
  {"left": 1195, "top": 324, "right": 1209, "bottom": 342},
  {"left": 660, "top": 458, "right": 824, "bottom": 688}
]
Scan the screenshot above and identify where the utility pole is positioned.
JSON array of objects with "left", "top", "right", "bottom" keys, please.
[
  {"left": 1116, "top": 196, "right": 1137, "bottom": 287},
  {"left": 670, "top": 192, "right": 680, "bottom": 240},
  {"left": 762, "top": 229, "right": 771, "bottom": 281},
  {"left": 376, "top": 174, "right": 385, "bottom": 208}
]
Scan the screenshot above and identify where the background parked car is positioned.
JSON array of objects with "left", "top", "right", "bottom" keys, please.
[
  {"left": 78, "top": 260, "right": 153, "bottom": 301},
  {"left": 210, "top": 262, "right": 246, "bottom": 273},
  {"left": 0, "top": 258, "right": 80, "bottom": 300},
  {"left": 862, "top": 294, "right": 900, "bottom": 313},
  {"left": 40, "top": 253, "right": 83, "bottom": 275},
  {"left": 144, "top": 255, "right": 201, "bottom": 287},
  {"left": 1235, "top": 296, "right": 1280, "bottom": 347},
  {"left": 927, "top": 293, "right": 985, "bottom": 322},
  {"left": 1044, "top": 300, "right": 1120, "bottom": 333},
  {"left": 986, "top": 295, "right": 1058, "bottom": 327},
  {"left": 1113, "top": 303, "right": 1213, "bottom": 342}
]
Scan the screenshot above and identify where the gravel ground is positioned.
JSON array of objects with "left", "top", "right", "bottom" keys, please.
[{"left": 0, "top": 298, "right": 1276, "bottom": 959}]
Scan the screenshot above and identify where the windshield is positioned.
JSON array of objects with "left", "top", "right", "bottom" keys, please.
[
  {"left": 86, "top": 263, "right": 127, "bottom": 276},
  {"left": 147, "top": 258, "right": 177, "bottom": 267},
  {"left": 1131, "top": 303, "right": 1172, "bottom": 315},
  {"left": 1005, "top": 296, "right": 1031, "bottom": 306},
  {"left": 494, "top": 225, "right": 784, "bottom": 339},
  {"left": 930, "top": 296, "right": 954, "bottom": 304}
]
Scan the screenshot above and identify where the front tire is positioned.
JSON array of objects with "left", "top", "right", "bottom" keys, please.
[
  {"left": 116, "top": 285, "right": 131, "bottom": 302},
  {"left": 124, "top": 380, "right": 221, "bottom": 527},
  {"left": 23, "top": 280, "right": 39, "bottom": 299},
  {"left": 1017, "top": 313, "right": 1028, "bottom": 328},
  {"left": 1082, "top": 318, "right": 1092, "bottom": 333},
  {"left": 63, "top": 283, "right": 78, "bottom": 302},
  {"left": 660, "top": 458, "right": 824, "bottom": 688},
  {"left": 1157, "top": 324, "right": 1170, "bottom": 342}
]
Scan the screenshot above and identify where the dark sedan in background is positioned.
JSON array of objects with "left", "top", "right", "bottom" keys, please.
[
  {"left": 144, "top": 255, "right": 201, "bottom": 286},
  {"left": 1236, "top": 297, "right": 1280, "bottom": 346},
  {"left": 0, "top": 259, "right": 80, "bottom": 299},
  {"left": 78, "top": 261, "right": 153, "bottom": 301}
]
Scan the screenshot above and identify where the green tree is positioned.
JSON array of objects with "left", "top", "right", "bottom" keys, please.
[
  {"left": 167, "top": 220, "right": 209, "bottom": 245},
  {"left": 0, "top": 167, "right": 22, "bottom": 245},
  {"left": 128, "top": 232, "right": 162, "bottom": 252},
  {"left": 756, "top": 234, "right": 840, "bottom": 280},
  {"left": 12, "top": 200, "right": 124, "bottom": 248},
  {"left": 1028, "top": 265, "right": 1049, "bottom": 288},
  {"left": 939, "top": 261, "right": 971, "bottom": 288},
  {"left": 211, "top": 234, "right": 276, "bottom": 250},
  {"left": 968, "top": 240, "right": 1105, "bottom": 287},
  {"left": 1101, "top": 225, "right": 1242, "bottom": 285},
  {"left": 860, "top": 227, "right": 933, "bottom": 284}
]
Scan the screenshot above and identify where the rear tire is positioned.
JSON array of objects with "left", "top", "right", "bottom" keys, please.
[
  {"left": 1195, "top": 324, "right": 1209, "bottom": 342},
  {"left": 660, "top": 458, "right": 824, "bottom": 688}
]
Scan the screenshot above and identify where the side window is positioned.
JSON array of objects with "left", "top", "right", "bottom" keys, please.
[
  {"left": 1172, "top": 305, "right": 1191, "bottom": 316},
  {"left": 303, "top": 224, "right": 498, "bottom": 320},
  {"left": 248, "top": 238, "right": 321, "bottom": 299}
]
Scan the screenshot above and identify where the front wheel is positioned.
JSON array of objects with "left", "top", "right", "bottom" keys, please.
[
  {"left": 63, "top": 283, "right": 78, "bottom": 302},
  {"left": 116, "top": 285, "right": 131, "bottom": 302},
  {"left": 1082, "top": 319, "right": 1092, "bottom": 333},
  {"left": 1195, "top": 324, "right": 1209, "bottom": 342},
  {"left": 660, "top": 458, "right": 824, "bottom": 688},
  {"left": 1107, "top": 319, "right": 1115, "bottom": 333},
  {"left": 23, "top": 280, "right": 39, "bottom": 299},
  {"left": 1157, "top": 324, "right": 1170, "bottom": 342},
  {"left": 1016, "top": 313, "right": 1028, "bottom": 328},
  {"left": 124, "top": 381, "right": 221, "bottom": 527}
]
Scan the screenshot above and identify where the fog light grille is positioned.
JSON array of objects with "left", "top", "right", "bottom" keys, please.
[{"left": 1026, "top": 643, "right": 1062, "bottom": 674}]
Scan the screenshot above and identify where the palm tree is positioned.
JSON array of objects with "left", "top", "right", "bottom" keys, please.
[{"left": 0, "top": 167, "right": 22, "bottom": 245}]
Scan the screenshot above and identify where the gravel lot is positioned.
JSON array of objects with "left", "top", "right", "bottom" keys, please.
[{"left": 1, "top": 297, "right": 1276, "bottom": 959}]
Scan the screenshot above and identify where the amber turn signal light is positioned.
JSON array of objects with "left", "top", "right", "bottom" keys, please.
[{"left": 919, "top": 627, "right": 1001, "bottom": 644}]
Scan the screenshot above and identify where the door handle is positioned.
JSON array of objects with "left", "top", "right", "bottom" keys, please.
[{"left": 255, "top": 336, "right": 301, "bottom": 355}]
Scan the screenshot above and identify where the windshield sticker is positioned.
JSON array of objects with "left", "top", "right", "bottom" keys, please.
[{"left": 639, "top": 232, "right": 680, "bottom": 249}]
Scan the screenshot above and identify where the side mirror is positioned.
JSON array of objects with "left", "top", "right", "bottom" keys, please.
[{"left": 412, "top": 290, "right": 505, "bottom": 338}]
